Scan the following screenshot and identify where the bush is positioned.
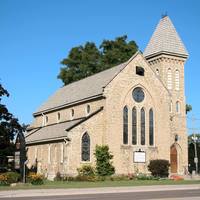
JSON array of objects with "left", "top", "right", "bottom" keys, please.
[
  {"left": 94, "top": 145, "right": 115, "bottom": 177},
  {"left": 76, "top": 165, "right": 95, "bottom": 182},
  {"left": 77, "top": 165, "right": 95, "bottom": 177},
  {"left": 0, "top": 172, "right": 20, "bottom": 185},
  {"left": 148, "top": 159, "right": 170, "bottom": 178},
  {"left": 5, "top": 172, "right": 20, "bottom": 184},
  {"left": 0, "top": 174, "right": 8, "bottom": 185},
  {"left": 136, "top": 173, "right": 159, "bottom": 180},
  {"left": 28, "top": 172, "right": 44, "bottom": 185}
]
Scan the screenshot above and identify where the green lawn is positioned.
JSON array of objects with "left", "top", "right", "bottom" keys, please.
[{"left": 0, "top": 179, "right": 200, "bottom": 191}]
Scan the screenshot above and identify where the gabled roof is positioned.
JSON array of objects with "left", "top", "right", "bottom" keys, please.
[
  {"left": 34, "top": 52, "right": 141, "bottom": 115},
  {"left": 144, "top": 16, "right": 188, "bottom": 59}
]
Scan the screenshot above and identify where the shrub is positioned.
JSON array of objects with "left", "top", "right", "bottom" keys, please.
[
  {"left": 0, "top": 172, "right": 20, "bottom": 185},
  {"left": 5, "top": 172, "right": 20, "bottom": 184},
  {"left": 136, "top": 173, "right": 159, "bottom": 180},
  {"left": 76, "top": 165, "right": 95, "bottom": 182},
  {"left": 94, "top": 145, "right": 115, "bottom": 177},
  {"left": 28, "top": 172, "right": 44, "bottom": 185},
  {"left": 0, "top": 174, "right": 8, "bottom": 185},
  {"left": 77, "top": 165, "right": 95, "bottom": 177},
  {"left": 148, "top": 159, "right": 170, "bottom": 178}
]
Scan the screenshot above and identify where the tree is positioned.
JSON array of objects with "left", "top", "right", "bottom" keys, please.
[
  {"left": 0, "top": 83, "right": 24, "bottom": 170},
  {"left": 58, "top": 35, "right": 138, "bottom": 85},
  {"left": 188, "top": 134, "right": 200, "bottom": 173},
  {"left": 186, "top": 104, "right": 192, "bottom": 114},
  {"left": 94, "top": 145, "right": 115, "bottom": 177}
]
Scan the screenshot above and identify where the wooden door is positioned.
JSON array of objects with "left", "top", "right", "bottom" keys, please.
[{"left": 170, "top": 145, "right": 177, "bottom": 173}]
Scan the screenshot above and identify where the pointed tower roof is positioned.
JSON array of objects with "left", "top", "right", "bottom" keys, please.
[{"left": 144, "top": 16, "right": 188, "bottom": 59}]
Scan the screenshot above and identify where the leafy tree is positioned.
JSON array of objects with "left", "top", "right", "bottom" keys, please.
[
  {"left": 188, "top": 134, "right": 200, "bottom": 173},
  {"left": 94, "top": 145, "right": 115, "bottom": 177},
  {"left": 58, "top": 35, "right": 138, "bottom": 85},
  {"left": 186, "top": 104, "right": 192, "bottom": 114},
  {"left": 0, "top": 83, "right": 24, "bottom": 169}
]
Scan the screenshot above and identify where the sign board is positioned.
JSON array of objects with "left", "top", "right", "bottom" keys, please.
[
  {"left": 14, "top": 151, "right": 20, "bottom": 169},
  {"left": 134, "top": 151, "right": 146, "bottom": 163}
]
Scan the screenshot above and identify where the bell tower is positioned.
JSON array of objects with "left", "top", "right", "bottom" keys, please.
[{"left": 144, "top": 15, "right": 189, "bottom": 174}]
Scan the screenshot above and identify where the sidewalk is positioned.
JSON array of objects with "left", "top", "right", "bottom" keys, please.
[{"left": 0, "top": 184, "right": 200, "bottom": 198}]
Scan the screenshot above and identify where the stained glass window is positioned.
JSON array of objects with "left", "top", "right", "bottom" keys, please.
[
  {"left": 81, "top": 132, "right": 90, "bottom": 161},
  {"left": 141, "top": 108, "right": 145, "bottom": 145},
  {"left": 123, "top": 106, "right": 128, "bottom": 144},
  {"left": 149, "top": 109, "right": 154, "bottom": 146},
  {"left": 132, "top": 107, "right": 137, "bottom": 145}
]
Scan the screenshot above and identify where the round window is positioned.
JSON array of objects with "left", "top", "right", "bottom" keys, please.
[{"left": 132, "top": 87, "right": 145, "bottom": 103}]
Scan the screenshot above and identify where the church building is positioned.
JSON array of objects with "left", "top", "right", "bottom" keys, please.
[{"left": 25, "top": 16, "right": 189, "bottom": 179}]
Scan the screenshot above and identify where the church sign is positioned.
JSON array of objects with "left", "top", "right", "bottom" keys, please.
[{"left": 134, "top": 151, "right": 146, "bottom": 163}]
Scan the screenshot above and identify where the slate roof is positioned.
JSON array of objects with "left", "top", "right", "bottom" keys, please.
[
  {"left": 25, "top": 119, "right": 82, "bottom": 144},
  {"left": 144, "top": 16, "right": 188, "bottom": 58},
  {"left": 26, "top": 107, "right": 103, "bottom": 144},
  {"left": 34, "top": 62, "right": 128, "bottom": 115}
]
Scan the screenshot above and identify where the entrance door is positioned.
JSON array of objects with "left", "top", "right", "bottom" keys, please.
[{"left": 170, "top": 145, "right": 177, "bottom": 173}]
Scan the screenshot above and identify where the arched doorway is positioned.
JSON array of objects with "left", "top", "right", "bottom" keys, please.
[{"left": 170, "top": 145, "right": 178, "bottom": 173}]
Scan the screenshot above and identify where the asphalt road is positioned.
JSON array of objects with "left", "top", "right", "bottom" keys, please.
[{"left": 1, "top": 189, "right": 200, "bottom": 200}]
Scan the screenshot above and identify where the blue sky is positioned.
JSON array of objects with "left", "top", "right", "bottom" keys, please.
[{"left": 0, "top": 0, "right": 200, "bottom": 134}]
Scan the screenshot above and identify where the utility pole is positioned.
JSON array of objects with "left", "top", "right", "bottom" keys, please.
[{"left": 190, "top": 115, "right": 199, "bottom": 175}]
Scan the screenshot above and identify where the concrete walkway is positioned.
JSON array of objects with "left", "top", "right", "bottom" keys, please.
[{"left": 0, "top": 184, "right": 200, "bottom": 198}]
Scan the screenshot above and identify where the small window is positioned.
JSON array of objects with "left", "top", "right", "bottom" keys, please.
[
  {"left": 57, "top": 112, "right": 61, "bottom": 122},
  {"left": 176, "top": 101, "right": 180, "bottom": 113},
  {"left": 71, "top": 109, "right": 74, "bottom": 119},
  {"left": 156, "top": 69, "right": 159, "bottom": 76},
  {"left": 81, "top": 132, "right": 90, "bottom": 161},
  {"left": 45, "top": 116, "right": 48, "bottom": 125},
  {"left": 136, "top": 66, "right": 145, "bottom": 76},
  {"left": 86, "top": 105, "right": 90, "bottom": 115}
]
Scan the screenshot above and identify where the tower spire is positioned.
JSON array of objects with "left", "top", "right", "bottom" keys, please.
[{"left": 144, "top": 16, "right": 188, "bottom": 59}]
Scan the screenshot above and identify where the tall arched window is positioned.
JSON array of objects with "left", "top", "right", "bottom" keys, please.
[
  {"left": 176, "top": 101, "right": 180, "bottom": 113},
  {"left": 175, "top": 70, "right": 180, "bottom": 91},
  {"left": 81, "top": 132, "right": 90, "bottom": 161},
  {"left": 141, "top": 108, "right": 145, "bottom": 145},
  {"left": 149, "top": 109, "right": 154, "bottom": 146},
  {"left": 123, "top": 106, "right": 128, "bottom": 144},
  {"left": 170, "top": 101, "right": 173, "bottom": 113},
  {"left": 132, "top": 107, "right": 137, "bottom": 145},
  {"left": 167, "top": 68, "right": 172, "bottom": 90}
]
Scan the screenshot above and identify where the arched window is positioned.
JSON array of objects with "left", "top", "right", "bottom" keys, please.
[
  {"left": 132, "top": 107, "right": 137, "bottom": 145},
  {"left": 175, "top": 70, "right": 180, "bottom": 91},
  {"left": 149, "top": 109, "right": 154, "bottom": 146},
  {"left": 176, "top": 101, "right": 180, "bottom": 113},
  {"left": 81, "top": 132, "right": 90, "bottom": 161},
  {"left": 86, "top": 105, "right": 90, "bottom": 115},
  {"left": 57, "top": 112, "right": 60, "bottom": 122},
  {"left": 71, "top": 109, "right": 74, "bottom": 119},
  {"left": 170, "top": 101, "right": 173, "bottom": 113},
  {"left": 156, "top": 69, "right": 159, "bottom": 76},
  {"left": 123, "top": 106, "right": 128, "bottom": 144},
  {"left": 141, "top": 108, "right": 145, "bottom": 145},
  {"left": 167, "top": 68, "right": 172, "bottom": 90},
  {"left": 45, "top": 116, "right": 48, "bottom": 125}
]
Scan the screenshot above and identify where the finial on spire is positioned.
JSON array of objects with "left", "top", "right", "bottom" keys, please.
[{"left": 161, "top": 12, "right": 168, "bottom": 19}]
